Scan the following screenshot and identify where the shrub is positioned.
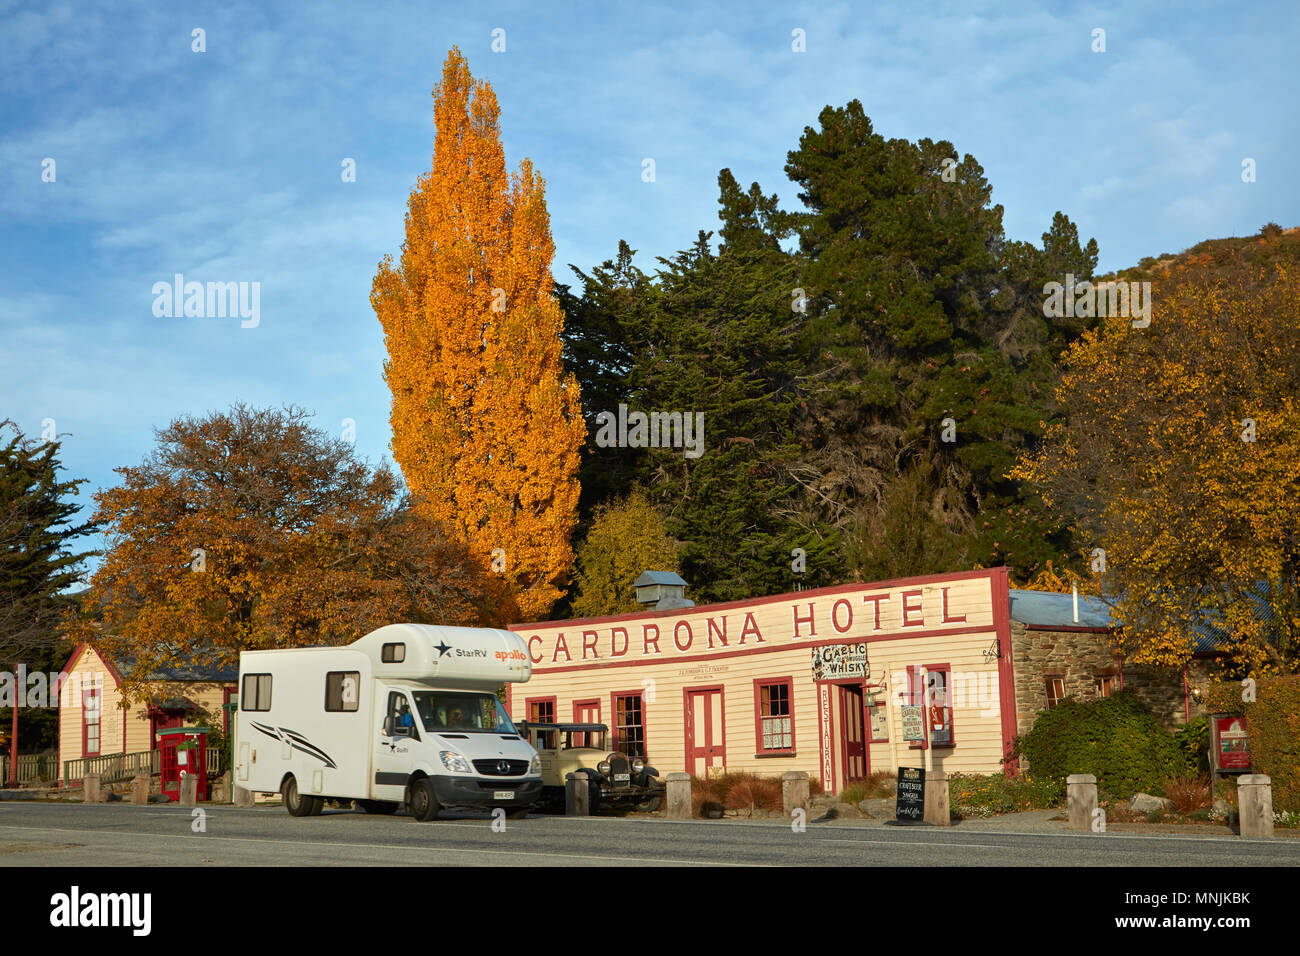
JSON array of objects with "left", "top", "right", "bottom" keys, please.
[
  {"left": 1011, "top": 690, "right": 1187, "bottom": 801},
  {"left": 1205, "top": 676, "right": 1300, "bottom": 813},
  {"left": 1173, "top": 715, "right": 1210, "bottom": 776},
  {"left": 724, "top": 776, "right": 782, "bottom": 814},
  {"left": 1164, "top": 775, "right": 1211, "bottom": 815},
  {"left": 948, "top": 772, "right": 1062, "bottom": 817},
  {"left": 692, "top": 772, "right": 785, "bottom": 817}
]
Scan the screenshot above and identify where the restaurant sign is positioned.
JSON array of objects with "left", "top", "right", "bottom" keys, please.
[
  {"left": 812, "top": 642, "right": 868, "bottom": 681},
  {"left": 900, "top": 704, "right": 926, "bottom": 742}
]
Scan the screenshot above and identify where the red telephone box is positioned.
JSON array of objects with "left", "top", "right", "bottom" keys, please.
[{"left": 157, "top": 726, "right": 209, "bottom": 802}]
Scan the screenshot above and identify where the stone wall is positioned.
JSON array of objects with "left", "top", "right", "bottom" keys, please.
[{"left": 1010, "top": 621, "right": 1208, "bottom": 736}]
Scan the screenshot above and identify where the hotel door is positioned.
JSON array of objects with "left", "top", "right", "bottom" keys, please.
[
  {"left": 684, "top": 687, "right": 725, "bottom": 777},
  {"left": 838, "top": 685, "right": 866, "bottom": 784}
]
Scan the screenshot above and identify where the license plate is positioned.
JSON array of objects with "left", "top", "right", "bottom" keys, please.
[
  {"left": 493, "top": 790, "right": 515, "bottom": 800},
  {"left": 614, "top": 774, "right": 630, "bottom": 783}
]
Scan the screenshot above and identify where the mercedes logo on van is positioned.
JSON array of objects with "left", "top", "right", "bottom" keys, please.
[{"left": 497, "top": 760, "right": 509, "bottom": 775}]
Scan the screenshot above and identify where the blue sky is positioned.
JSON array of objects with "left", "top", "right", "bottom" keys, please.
[{"left": 2, "top": 0, "right": 1296, "bottom": 577}]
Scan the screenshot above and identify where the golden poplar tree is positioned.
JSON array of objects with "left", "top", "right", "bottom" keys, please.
[{"left": 372, "top": 48, "right": 584, "bottom": 622}]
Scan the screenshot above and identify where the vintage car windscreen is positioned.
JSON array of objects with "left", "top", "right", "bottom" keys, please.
[
  {"left": 413, "top": 692, "right": 517, "bottom": 735},
  {"left": 565, "top": 730, "right": 607, "bottom": 750}
]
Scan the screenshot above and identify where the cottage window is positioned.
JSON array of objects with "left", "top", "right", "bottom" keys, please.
[
  {"left": 1095, "top": 675, "right": 1114, "bottom": 698},
  {"left": 83, "top": 682, "right": 101, "bottom": 757},
  {"left": 755, "top": 678, "right": 794, "bottom": 754}
]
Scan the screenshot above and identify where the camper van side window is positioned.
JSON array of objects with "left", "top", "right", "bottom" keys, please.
[
  {"left": 324, "top": 671, "right": 361, "bottom": 712},
  {"left": 242, "top": 674, "right": 272, "bottom": 712},
  {"left": 381, "top": 643, "right": 406, "bottom": 663}
]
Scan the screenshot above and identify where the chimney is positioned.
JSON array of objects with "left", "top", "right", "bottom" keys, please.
[{"left": 634, "top": 570, "right": 694, "bottom": 611}]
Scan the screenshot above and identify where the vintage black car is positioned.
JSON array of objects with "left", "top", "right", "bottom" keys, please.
[{"left": 518, "top": 721, "right": 664, "bottom": 813}]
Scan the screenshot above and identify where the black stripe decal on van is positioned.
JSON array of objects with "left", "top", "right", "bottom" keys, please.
[{"left": 375, "top": 772, "right": 407, "bottom": 786}]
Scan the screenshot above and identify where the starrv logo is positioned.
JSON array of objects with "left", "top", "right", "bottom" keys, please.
[{"left": 49, "top": 886, "right": 151, "bottom": 937}]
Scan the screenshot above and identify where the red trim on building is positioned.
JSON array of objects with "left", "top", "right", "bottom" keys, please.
[
  {"left": 511, "top": 567, "right": 1003, "bottom": 630},
  {"left": 682, "top": 683, "right": 726, "bottom": 777},
  {"left": 81, "top": 682, "right": 101, "bottom": 758},
  {"left": 527, "top": 622, "right": 1001, "bottom": 676},
  {"left": 572, "top": 698, "right": 601, "bottom": 723},
  {"left": 991, "top": 566, "right": 1019, "bottom": 775}
]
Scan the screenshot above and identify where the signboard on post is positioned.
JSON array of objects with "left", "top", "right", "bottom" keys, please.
[
  {"left": 900, "top": 705, "right": 925, "bottom": 742},
  {"left": 896, "top": 767, "right": 925, "bottom": 822},
  {"left": 1212, "top": 715, "right": 1250, "bottom": 772},
  {"left": 811, "top": 643, "right": 868, "bottom": 681}
]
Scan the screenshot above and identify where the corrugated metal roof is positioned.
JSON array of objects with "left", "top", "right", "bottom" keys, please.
[
  {"left": 1008, "top": 589, "right": 1116, "bottom": 629},
  {"left": 1008, "top": 586, "right": 1285, "bottom": 654}
]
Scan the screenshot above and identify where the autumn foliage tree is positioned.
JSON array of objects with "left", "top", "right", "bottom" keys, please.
[
  {"left": 372, "top": 48, "right": 583, "bottom": 621},
  {"left": 1013, "top": 262, "right": 1300, "bottom": 674},
  {"left": 569, "top": 487, "right": 680, "bottom": 619},
  {"left": 68, "top": 405, "right": 493, "bottom": 700}
]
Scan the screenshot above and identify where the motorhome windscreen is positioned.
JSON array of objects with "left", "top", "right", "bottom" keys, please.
[{"left": 412, "top": 692, "right": 517, "bottom": 735}]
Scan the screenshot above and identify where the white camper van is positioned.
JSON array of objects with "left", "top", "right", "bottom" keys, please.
[{"left": 234, "top": 624, "right": 541, "bottom": 821}]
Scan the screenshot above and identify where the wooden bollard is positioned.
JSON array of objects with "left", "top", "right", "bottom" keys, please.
[
  {"left": 665, "top": 772, "right": 692, "bottom": 819},
  {"left": 564, "top": 773, "right": 590, "bottom": 816},
  {"left": 179, "top": 772, "right": 198, "bottom": 808},
  {"left": 1067, "top": 774, "right": 1098, "bottom": 831},
  {"left": 84, "top": 773, "right": 101, "bottom": 804},
  {"left": 1237, "top": 775, "right": 1273, "bottom": 839},
  {"left": 782, "top": 771, "right": 810, "bottom": 817},
  {"left": 131, "top": 773, "right": 150, "bottom": 805},
  {"left": 924, "top": 770, "right": 950, "bottom": 826}
]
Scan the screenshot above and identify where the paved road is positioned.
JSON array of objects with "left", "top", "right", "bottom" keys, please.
[{"left": 2, "top": 802, "right": 1298, "bottom": 866}]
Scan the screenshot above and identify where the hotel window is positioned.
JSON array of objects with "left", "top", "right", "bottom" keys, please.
[
  {"left": 866, "top": 685, "right": 890, "bottom": 742},
  {"left": 1046, "top": 677, "right": 1067, "bottom": 708},
  {"left": 755, "top": 678, "right": 794, "bottom": 754},
  {"left": 925, "top": 665, "right": 954, "bottom": 747},
  {"left": 613, "top": 693, "right": 647, "bottom": 759},
  {"left": 527, "top": 698, "right": 556, "bottom": 748},
  {"left": 1095, "top": 675, "right": 1114, "bottom": 698}
]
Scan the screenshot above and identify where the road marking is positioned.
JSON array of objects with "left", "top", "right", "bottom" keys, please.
[{"left": 0, "top": 824, "right": 763, "bottom": 866}]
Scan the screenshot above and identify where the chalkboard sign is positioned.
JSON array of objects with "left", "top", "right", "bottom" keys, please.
[{"left": 896, "top": 767, "right": 925, "bottom": 822}]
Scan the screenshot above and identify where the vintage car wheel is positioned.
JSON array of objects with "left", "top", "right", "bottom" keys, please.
[
  {"left": 282, "top": 776, "right": 322, "bottom": 817},
  {"left": 635, "top": 794, "right": 663, "bottom": 813},
  {"left": 358, "top": 799, "right": 400, "bottom": 815},
  {"left": 408, "top": 778, "right": 441, "bottom": 822}
]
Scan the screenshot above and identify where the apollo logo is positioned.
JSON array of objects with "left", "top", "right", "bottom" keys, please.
[
  {"left": 495, "top": 649, "right": 527, "bottom": 662},
  {"left": 49, "top": 886, "right": 151, "bottom": 936}
]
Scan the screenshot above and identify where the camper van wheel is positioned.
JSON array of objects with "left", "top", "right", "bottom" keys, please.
[
  {"left": 282, "top": 776, "right": 323, "bottom": 818},
  {"left": 358, "top": 800, "right": 400, "bottom": 815},
  {"left": 408, "top": 778, "right": 441, "bottom": 822}
]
